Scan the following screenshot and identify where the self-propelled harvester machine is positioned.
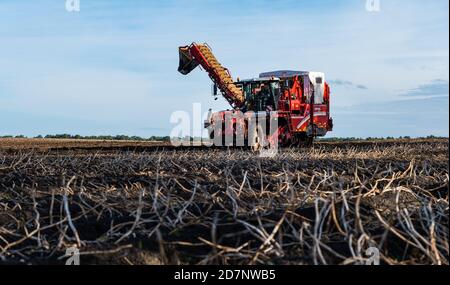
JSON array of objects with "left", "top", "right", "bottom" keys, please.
[{"left": 178, "top": 42, "right": 333, "bottom": 147}]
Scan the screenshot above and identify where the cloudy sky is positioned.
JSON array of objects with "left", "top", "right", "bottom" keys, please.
[{"left": 0, "top": 0, "right": 448, "bottom": 138}]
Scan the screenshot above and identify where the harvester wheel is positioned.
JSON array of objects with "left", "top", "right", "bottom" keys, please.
[
  {"left": 305, "top": 137, "right": 314, "bottom": 147},
  {"left": 294, "top": 133, "right": 314, "bottom": 147}
]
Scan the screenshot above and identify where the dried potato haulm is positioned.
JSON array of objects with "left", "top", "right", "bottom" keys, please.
[{"left": 0, "top": 138, "right": 448, "bottom": 265}]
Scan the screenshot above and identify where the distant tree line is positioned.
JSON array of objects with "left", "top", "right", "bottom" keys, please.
[
  {"left": 0, "top": 134, "right": 171, "bottom": 141},
  {"left": 0, "top": 134, "right": 447, "bottom": 141},
  {"left": 317, "top": 135, "right": 446, "bottom": 141}
]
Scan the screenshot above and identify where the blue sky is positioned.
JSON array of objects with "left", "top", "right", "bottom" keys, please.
[{"left": 0, "top": 0, "right": 448, "bottom": 138}]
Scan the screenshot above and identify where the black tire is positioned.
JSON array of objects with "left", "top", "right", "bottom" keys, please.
[{"left": 294, "top": 133, "right": 314, "bottom": 147}]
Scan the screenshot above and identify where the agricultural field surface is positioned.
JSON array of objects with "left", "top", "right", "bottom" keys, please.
[{"left": 0, "top": 138, "right": 448, "bottom": 265}]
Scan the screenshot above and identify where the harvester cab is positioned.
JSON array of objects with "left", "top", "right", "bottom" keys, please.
[{"left": 234, "top": 78, "right": 280, "bottom": 112}]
